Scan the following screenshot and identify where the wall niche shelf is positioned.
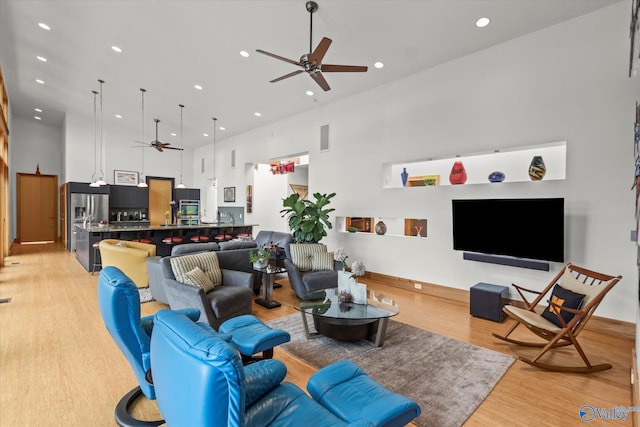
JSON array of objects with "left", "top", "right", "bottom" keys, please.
[
  {"left": 337, "top": 216, "right": 427, "bottom": 238},
  {"left": 382, "top": 141, "right": 566, "bottom": 188}
]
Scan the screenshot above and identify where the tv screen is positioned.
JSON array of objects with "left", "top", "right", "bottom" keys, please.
[{"left": 452, "top": 198, "right": 564, "bottom": 263}]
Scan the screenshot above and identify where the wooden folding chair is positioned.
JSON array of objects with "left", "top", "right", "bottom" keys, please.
[{"left": 492, "top": 263, "right": 622, "bottom": 373}]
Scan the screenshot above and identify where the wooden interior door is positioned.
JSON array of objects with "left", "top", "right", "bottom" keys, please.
[
  {"left": 147, "top": 177, "right": 174, "bottom": 226},
  {"left": 59, "top": 183, "right": 67, "bottom": 246},
  {"left": 17, "top": 173, "right": 58, "bottom": 243}
]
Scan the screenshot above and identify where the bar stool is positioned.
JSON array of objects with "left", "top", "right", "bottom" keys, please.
[
  {"left": 190, "top": 229, "right": 210, "bottom": 243},
  {"left": 131, "top": 231, "right": 152, "bottom": 244},
  {"left": 162, "top": 231, "right": 183, "bottom": 248},
  {"left": 90, "top": 241, "right": 101, "bottom": 275}
]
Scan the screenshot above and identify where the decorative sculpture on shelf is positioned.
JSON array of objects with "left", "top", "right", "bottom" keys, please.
[
  {"left": 528, "top": 156, "right": 546, "bottom": 181},
  {"left": 449, "top": 161, "right": 467, "bottom": 185}
]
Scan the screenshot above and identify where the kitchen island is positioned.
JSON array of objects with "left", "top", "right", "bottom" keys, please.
[{"left": 75, "top": 223, "right": 255, "bottom": 272}]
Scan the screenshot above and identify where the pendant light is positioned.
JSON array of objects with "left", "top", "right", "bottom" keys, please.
[
  {"left": 137, "top": 88, "right": 148, "bottom": 188},
  {"left": 89, "top": 90, "right": 100, "bottom": 187},
  {"left": 176, "top": 104, "right": 186, "bottom": 189},
  {"left": 211, "top": 117, "right": 218, "bottom": 188},
  {"left": 95, "top": 79, "right": 107, "bottom": 186}
]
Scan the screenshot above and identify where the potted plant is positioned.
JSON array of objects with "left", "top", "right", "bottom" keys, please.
[
  {"left": 280, "top": 192, "right": 336, "bottom": 243},
  {"left": 249, "top": 247, "right": 270, "bottom": 268}
]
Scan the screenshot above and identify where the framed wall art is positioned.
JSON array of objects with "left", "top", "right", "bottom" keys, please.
[
  {"left": 223, "top": 186, "right": 236, "bottom": 203},
  {"left": 114, "top": 170, "right": 139, "bottom": 186}
]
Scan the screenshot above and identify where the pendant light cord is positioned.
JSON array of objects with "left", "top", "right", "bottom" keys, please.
[
  {"left": 212, "top": 117, "right": 217, "bottom": 187},
  {"left": 179, "top": 104, "right": 185, "bottom": 187},
  {"left": 91, "top": 90, "right": 98, "bottom": 183},
  {"left": 98, "top": 80, "right": 105, "bottom": 182},
  {"left": 140, "top": 89, "right": 146, "bottom": 180}
]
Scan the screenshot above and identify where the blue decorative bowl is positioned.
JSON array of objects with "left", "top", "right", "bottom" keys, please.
[{"left": 488, "top": 171, "right": 505, "bottom": 183}]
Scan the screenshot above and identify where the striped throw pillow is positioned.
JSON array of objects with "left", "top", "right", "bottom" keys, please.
[
  {"left": 182, "top": 266, "right": 216, "bottom": 293},
  {"left": 170, "top": 251, "right": 222, "bottom": 288},
  {"left": 312, "top": 251, "right": 334, "bottom": 271},
  {"left": 289, "top": 244, "right": 327, "bottom": 271}
]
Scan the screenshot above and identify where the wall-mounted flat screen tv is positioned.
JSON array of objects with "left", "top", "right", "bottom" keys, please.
[{"left": 452, "top": 198, "right": 564, "bottom": 263}]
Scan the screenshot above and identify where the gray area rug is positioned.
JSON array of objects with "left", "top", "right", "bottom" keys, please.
[
  {"left": 268, "top": 314, "right": 514, "bottom": 427},
  {"left": 138, "top": 287, "right": 153, "bottom": 303}
]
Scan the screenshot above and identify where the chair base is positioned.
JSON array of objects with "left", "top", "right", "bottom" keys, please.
[{"left": 114, "top": 386, "right": 164, "bottom": 427}]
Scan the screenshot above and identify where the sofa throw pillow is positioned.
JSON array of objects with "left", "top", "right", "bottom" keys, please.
[
  {"left": 170, "top": 251, "right": 223, "bottom": 288},
  {"left": 289, "top": 244, "right": 327, "bottom": 271},
  {"left": 183, "top": 266, "right": 216, "bottom": 293},
  {"left": 541, "top": 284, "right": 586, "bottom": 328},
  {"left": 312, "top": 251, "right": 334, "bottom": 271}
]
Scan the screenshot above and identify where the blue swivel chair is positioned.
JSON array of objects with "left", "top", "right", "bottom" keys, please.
[
  {"left": 97, "top": 266, "right": 199, "bottom": 427},
  {"left": 151, "top": 309, "right": 421, "bottom": 427}
]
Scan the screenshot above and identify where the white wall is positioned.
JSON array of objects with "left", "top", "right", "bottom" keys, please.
[
  {"left": 196, "top": 2, "right": 640, "bottom": 322},
  {"left": 63, "top": 112, "right": 188, "bottom": 185},
  {"left": 8, "top": 115, "right": 64, "bottom": 239}
]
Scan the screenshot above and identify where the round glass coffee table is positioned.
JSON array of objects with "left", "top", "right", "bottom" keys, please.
[{"left": 293, "top": 287, "right": 399, "bottom": 347}]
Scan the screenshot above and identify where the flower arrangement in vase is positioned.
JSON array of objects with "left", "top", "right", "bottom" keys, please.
[
  {"left": 249, "top": 247, "right": 270, "bottom": 268},
  {"left": 334, "top": 248, "right": 349, "bottom": 271}
]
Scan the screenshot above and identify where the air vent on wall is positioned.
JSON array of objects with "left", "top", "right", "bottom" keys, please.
[{"left": 320, "top": 124, "right": 330, "bottom": 151}]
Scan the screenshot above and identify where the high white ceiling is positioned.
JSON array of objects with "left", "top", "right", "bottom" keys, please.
[{"left": 0, "top": 0, "right": 621, "bottom": 148}]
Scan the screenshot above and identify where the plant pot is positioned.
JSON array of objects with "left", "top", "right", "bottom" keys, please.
[{"left": 253, "top": 259, "right": 268, "bottom": 269}]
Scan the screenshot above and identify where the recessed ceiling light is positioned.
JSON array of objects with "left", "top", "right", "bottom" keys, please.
[
  {"left": 34, "top": 108, "right": 42, "bottom": 112},
  {"left": 34, "top": 116, "right": 42, "bottom": 120},
  {"left": 35, "top": 79, "right": 45, "bottom": 85},
  {"left": 203, "top": 133, "right": 209, "bottom": 137},
  {"left": 374, "top": 61, "right": 384, "bottom": 69},
  {"left": 115, "top": 114, "right": 122, "bottom": 119},
  {"left": 194, "top": 84, "right": 203, "bottom": 90},
  {"left": 36, "top": 55, "right": 47, "bottom": 62},
  {"left": 38, "top": 22, "right": 51, "bottom": 31},
  {"left": 254, "top": 112, "right": 261, "bottom": 117},
  {"left": 111, "top": 46, "right": 123, "bottom": 53},
  {"left": 306, "top": 90, "right": 314, "bottom": 96},
  {"left": 219, "top": 126, "right": 225, "bottom": 131},
  {"left": 240, "top": 51, "right": 249, "bottom": 58},
  {"left": 476, "top": 17, "right": 490, "bottom": 28},
  {"left": 171, "top": 132, "right": 177, "bottom": 137}
]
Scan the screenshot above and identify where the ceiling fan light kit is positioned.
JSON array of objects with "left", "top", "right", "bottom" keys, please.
[{"left": 256, "top": 1, "right": 367, "bottom": 92}]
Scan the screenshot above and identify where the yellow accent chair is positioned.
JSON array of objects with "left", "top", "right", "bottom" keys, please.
[{"left": 99, "top": 239, "right": 156, "bottom": 288}]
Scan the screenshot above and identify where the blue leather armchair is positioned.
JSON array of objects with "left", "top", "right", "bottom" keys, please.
[
  {"left": 151, "top": 310, "right": 420, "bottom": 427},
  {"left": 97, "top": 266, "right": 200, "bottom": 427}
]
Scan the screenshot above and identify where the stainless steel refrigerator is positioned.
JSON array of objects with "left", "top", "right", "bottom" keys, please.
[{"left": 70, "top": 193, "right": 109, "bottom": 251}]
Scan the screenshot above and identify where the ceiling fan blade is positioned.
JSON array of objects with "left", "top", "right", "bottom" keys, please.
[
  {"left": 309, "top": 37, "right": 332, "bottom": 65},
  {"left": 163, "top": 146, "right": 184, "bottom": 151},
  {"left": 270, "top": 69, "right": 305, "bottom": 83},
  {"left": 310, "top": 71, "right": 331, "bottom": 92},
  {"left": 154, "top": 145, "right": 163, "bottom": 152},
  {"left": 256, "top": 49, "right": 302, "bottom": 67},
  {"left": 321, "top": 64, "right": 368, "bottom": 73}
]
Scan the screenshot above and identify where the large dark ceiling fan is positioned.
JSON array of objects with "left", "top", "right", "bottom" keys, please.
[
  {"left": 135, "top": 118, "right": 184, "bottom": 153},
  {"left": 256, "top": 1, "right": 367, "bottom": 91}
]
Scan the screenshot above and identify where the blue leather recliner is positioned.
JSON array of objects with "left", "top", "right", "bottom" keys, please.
[
  {"left": 151, "top": 309, "right": 421, "bottom": 427},
  {"left": 97, "top": 266, "right": 202, "bottom": 427}
]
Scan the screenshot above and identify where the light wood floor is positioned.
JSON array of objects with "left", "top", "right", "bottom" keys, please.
[{"left": 0, "top": 242, "right": 634, "bottom": 426}]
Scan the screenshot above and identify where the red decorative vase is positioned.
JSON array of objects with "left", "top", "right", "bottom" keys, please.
[{"left": 449, "top": 161, "right": 467, "bottom": 185}]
